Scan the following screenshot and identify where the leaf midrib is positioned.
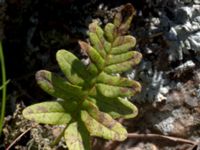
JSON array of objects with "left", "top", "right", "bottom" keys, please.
[{"left": 75, "top": 31, "right": 117, "bottom": 114}]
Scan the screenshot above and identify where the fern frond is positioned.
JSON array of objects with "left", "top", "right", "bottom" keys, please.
[{"left": 23, "top": 3, "right": 142, "bottom": 150}]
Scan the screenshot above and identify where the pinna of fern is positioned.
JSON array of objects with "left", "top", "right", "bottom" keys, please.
[{"left": 23, "top": 3, "right": 142, "bottom": 150}]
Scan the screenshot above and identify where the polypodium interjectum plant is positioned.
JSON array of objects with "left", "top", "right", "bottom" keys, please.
[{"left": 23, "top": 3, "right": 142, "bottom": 150}]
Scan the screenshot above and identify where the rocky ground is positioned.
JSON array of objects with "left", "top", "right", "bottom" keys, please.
[{"left": 0, "top": 0, "right": 200, "bottom": 149}]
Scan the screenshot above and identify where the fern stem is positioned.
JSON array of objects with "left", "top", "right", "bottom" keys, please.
[
  {"left": 50, "top": 120, "right": 72, "bottom": 148},
  {"left": 0, "top": 42, "right": 7, "bottom": 136}
]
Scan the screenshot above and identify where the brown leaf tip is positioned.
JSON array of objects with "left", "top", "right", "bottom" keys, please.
[
  {"left": 120, "top": 3, "right": 136, "bottom": 19},
  {"left": 78, "top": 40, "right": 90, "bottom": 55},
  {"left": 132, "top": 82, "right": 142, "bottom": 94},
  {"left": 132, "top": 51, "right": 142, "bottom": 65},
  {"left": 89, "top": 22, "right": 98, "bottom": 33},
  {"left": 35, "top": 70, "right": 46, "bottom": 81}
]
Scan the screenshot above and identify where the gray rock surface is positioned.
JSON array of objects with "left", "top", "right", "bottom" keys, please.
[{"left": 126, "top": 0, "right": 200, "bottom": 144}]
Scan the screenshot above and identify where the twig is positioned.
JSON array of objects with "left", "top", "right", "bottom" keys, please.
[
  {"left": 128, "top": 133, "right": 197, "bottom": 145},
  {"left": 6, "top": 127, "right": 32, "bottom": 150}
]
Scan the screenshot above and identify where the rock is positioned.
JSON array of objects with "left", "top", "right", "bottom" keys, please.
[
  {"left": 176, "top": 7, "right": 192, "bottom": 24},
  {"left": 194, "top": 0, "right": 200, "bottom": 4},
  {"left": 151, "top": 107, "right": 194, "bottom": 137}
]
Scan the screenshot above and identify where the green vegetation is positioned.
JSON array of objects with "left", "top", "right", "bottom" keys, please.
[
  {"left": 23, "top": 3, "right": 142, "bottom": 150},
  {"left": 0, "top": 42, "right": 9, "bottom": 136}
]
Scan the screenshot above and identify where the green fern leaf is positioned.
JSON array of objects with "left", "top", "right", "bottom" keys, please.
[
  {"left": 81, "top": 100, "right": 127, "bottom": 141},
  {"left": 22, "top": 101, "right": 76, "bottom": 125},
  {"left": 36, "top": 70, "right": 84, "bottom": 100},
  {"left": 64, "top": 121, "right": 91, "bottom": 150},
  {"left": 23, "top": 3, "right": 142, "bottom": 150}
]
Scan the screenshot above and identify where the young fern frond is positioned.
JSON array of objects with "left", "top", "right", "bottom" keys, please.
[{"left": 23, "top": 3, "right": 142, "bottom": 150}]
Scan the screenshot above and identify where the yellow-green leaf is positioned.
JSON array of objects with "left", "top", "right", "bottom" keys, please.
[
  {"left": 89, "top": 22, "right": 111, "bottom": 54},
  {"left": 96, "top": 83, "right": 141, "bottom": 98},
  {"left": 64, "top": 121, "right": 91, "bottom": 150},
  {"left": 97, "top": 72, "right": 141, "bottom": 88},
  {"left": 107, "top": 51, "right": 139, "bottom": 65},
  {"left": 56, "top": 50, "right": 88, "bottom": 85},
  {"left": 104, "top": 52, "right": 142, "bottom": 74},
  {"left": 79, "top": 41, "right": 104, "bottom": 70},
  {"left": 81, "top": 102, "right": 127, "bottom": 141},
  {"left": 88, "top": 96, "right": 138, "bottom": 119},
  {"left": 104, "top": 23, "right": 116, "bottom": 42},
  {"left": 23, "top": 101, "right": 75, "bottom": 125},
  {"left": 36, "top": 70, "right": 84, "bottom": 100},
  {"left": 111, "top": 36, "right": 136, "bottom": 55}
]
